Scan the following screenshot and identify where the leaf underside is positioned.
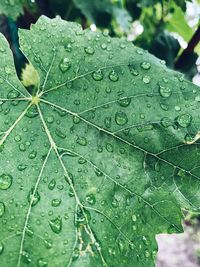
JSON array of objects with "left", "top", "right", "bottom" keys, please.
[{"left": 0, "top": 16, "right": 200, "bottom": 267}]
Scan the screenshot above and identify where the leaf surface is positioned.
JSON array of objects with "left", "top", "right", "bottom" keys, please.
[{"left": 0, "top": 16, "right": 200, "bottom": 267}]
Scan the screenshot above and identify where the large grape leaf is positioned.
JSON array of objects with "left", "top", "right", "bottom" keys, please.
[{"left": 0, "top": 15, "right": 200, "bottom": 267}]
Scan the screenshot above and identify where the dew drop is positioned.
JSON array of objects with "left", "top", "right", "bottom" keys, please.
[
  {"left": 49, "top": 216, "right": 62, "bottom": 234},
  {"left": 0, "top": 202, "right": 5, "bottom": 217},
  {"left": 142, "top": 76, "right": 150, "bottom": 84},
  {"left": 161, "top": 117, "right": 173, "bottom": 128},
  {"left": 129, "top": 65, "right": 139, "bottom": 76},
  {"left": 59, "top": 58, "right": 71, "bottom": 72},
  {"left": 159, "top": 85, "right": 171, "bottom": 98},
  {"left": 104, "top": 117, "right": 111, "bottom": 128},
  {"left": 0, "top": 174, "right": 12, "bottom": 190},
  {"left": 92, "top": 70, "right": 103, "bottom": 81},
  {"left": 51, "top": 199, "right": 61, "bottom": 207},
  {"left": 115, "top": 111, "right": 128, "bottom": 125},
  {"left": 37, "top": 258, "right": 48, "bottom": 267},
  {"left": 141, "top": 62, "right": 151, "bottom": 70},
  {"left": 48, "top": 179, "right": 56, "bottom": 190},
  {"left": 0, "top": 242, "right": 4, "bottom": 255},
  {"left": 108, "top": 70, "right": 119, "bottom": 82},
  {"left": 76, "top": 136, "right": 87, "bottom": 146},
  {"left": 28, "top": 188, "right": 40, "bottom": 206},
  {"left": 84, "top": 46, "right": 95, "bottom": 55},
  {"left": 176, "top": 113, "right": 192, "bottom": 128},
  {"left": 86, "top": 194, "right": 96, "bottom": 205},
  {"left": 118, "top": 97, "right": 131, "bottom": 107}
]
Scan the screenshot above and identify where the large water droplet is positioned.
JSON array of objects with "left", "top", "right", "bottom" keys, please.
[
  {"left": 0, "top": 174, "right": 12, "bottom": 190},
  {"left": 0, "top": 202, "right": 5, "bottom": 217},
  {"left": 28, "top": 188, "right": 40, "bottom": 206},
  {"left": 129, "top": 64, "right": 139, "bottom": 76},
  {"left": 76, "top": 136, "right": 87, "bottom": 146},
  {"left": 142, "top": 76, "right": 151, "bottom": 84},
  {"left": 115, "top": 111, "right": 128, "bottom": 125},
  {"left": 141, "top": 62, "right": 151, "bottom": 70},
  {"left": 86, "top": 193, "right": 96, "bottom": 205},
  {"left": 59, "top": 58, "right": 71, "bottom": 72},
  {"left": 84, "top": 46, "right": 95, "bottom": 55},
  {"left": 159, "top": 85, "right": 171, "bottom": 98},
  {"left": 109, "top": 70, "right": 119, "bottom": 82},
  {"left": 51, "top": 199, "right": 61, "bottom": 207},
  {"left": 92, "top": 70, "right": 103, "bottom": 81},
  {"left": 176, "top": 113, "right": 192, "bottom": 128},
  {"left": 49, "top": 216, "right": 62, "bottom": 234},
  {"left": 118, "top": 97, "right": 131, "bottom": 107},
  {"left": 37, "top": 258, "right": 48, "bottom": 267}
]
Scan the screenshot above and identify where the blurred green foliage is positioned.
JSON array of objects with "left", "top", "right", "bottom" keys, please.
[{"left": 0, "top": 0, "right": 199, "bottom": 79}]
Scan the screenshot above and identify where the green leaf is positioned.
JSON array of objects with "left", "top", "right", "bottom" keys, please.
[{"left": 0, "top": 15, "right": 200, "bottom": 267}]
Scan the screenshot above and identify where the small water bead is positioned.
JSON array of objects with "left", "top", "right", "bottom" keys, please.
[
  {"left": 55, "top": 128, "right": 66, "bottom": 139},
  {"left": 14, "top": 135, "right": 21, "bottom": 142},
  {"left": 86, "top": 194, "right": 96, "bottom": 205},
  {"left": 0, "top": 242, "right": 4, "bottom": 254},
  {"left": 142, "top": 76, "right": 151, "bottom": 84},
  {"left": 115, "top": 111, "right": 128, "bottom": 126},
  {"left": 22, "top": 250, "right": 31, "bottom": 264},
  {"left": 118, "top": 97, "right": 131, "bottom": 107},
  {"left": 37, "top": 258, "right": 48, "bottom": 267},
  {"left": 17, "top": 164, "right": 27, "bottom": 171},
  {"left": 104, "top": 117, "right": 111, "bottom": 128},
  {"left": 176, "top": 113, "right": 192, "bottom": 128},
  {"left": 132, "top": 214, "right": 137, "bottom": 222},
  {"left": 72, "top": 248, "right": 80, "bottom": 261},
  {"left": 161, "top": 117, "right": 173, "bottom": 128},
  {"left": 92, "top": 69, "right": 103, "bottom": 81},
  {"left": 59, "top": 58, "right": 71, "bottom": 72},
  {"left": 195, "top": 96, "right": 200, "bottom": 102},
  {"left": 48, "top": 179, "right": 56, "bottom": 190},
  {"left": 28, "top": 188, "right": 40, "bottom": 206},
  {"left": 47, "top": 116, "right": 54, "bottom": 124},
  {"left": 101, "top": 43, "right": 107, "bottom": 49},
  {"left": 95, "top": 168, "right": 103, "bottom": 176},
  {"left": 106, "top": 143, "right": 113, "bottom": 152},
  {"left": 49, "top": 216, "right": 62, "bottom": 234},
  {"left": 7, "top": 90, "right": 20, "bottom": 99},
  {"left": 65, "top": 43, "right": 72, "bottom": 52},
  {"left": 73, "top": 116, "right": 81, "bottom": 124},
  {"left": 84, "top": 46, "right": 95, "bottom": 55},
  {"left": 0, "top": 174, "right": 13, "bottom": 190},
  {"left": 28, "top": 150, "right": 37, "bottom": 159},
  {"left": 109, "top": 70, "right": 119, "bottom": 82},
  {"left": 141, "top": 62, "right": 151, "bottom": 70},
  {"left": 159, "top": 85, "right": 171, "bottom": 98},
  {"left": 129, "top": 65, "right": 139, "bottom": 76},
  {"left": 0, "top": 202, "right": 5, "bottom": 217},
  {"left": 44, "top": 239, "right": 53, "bottom": 249},
  {"left": 51, "top": 199, "right": 61, "bottom": 207},
  {"left": 76, "top": 136, "right": 87, "bottom": 146}
]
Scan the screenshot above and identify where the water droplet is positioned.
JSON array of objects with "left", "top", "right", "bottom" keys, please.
[
  {"left": 161, "top": 117, "right": 173, "bottom": 128},
  {"left": 176, "top": 113, "right": 192, "bottom": 128},
  {"left": 132, "top": 214, "right": 137, "bottom": 222},
  {"left": 159, "top": 85, "right": 171, "bottom": 98},
  {"left": 101, "top": 43, "right": 107, "bottom": 49},
  {"left": 37, "top": 258, "right": 48, "bottom": 267},
  {"left": 59, "top": 58, "right": 71, "bottom": 72},
  {"left": 49, "top": 216, "right": 62, "bottom": 234},
  {"left": 115, "top": 111, "right": 128, "bottom": 125},
  {"left": 0, "top": 174, "right": 12, "bottom": 190},
  {"left": 86, "top": 194, "right": 96, "bottom": 205},
  {"left": 73, "top": 116, "right": 81, "bottom": 124},
  {"left": 92, "top": 70, "right": 103, "bottom": 81},
  {"left": 55, "top": 128, "right": 66, "bottom": 139},
  {"left": 17, "top": 164, "right": 27, "bottom": 171},
  {"left": 7, "top": 90, "right": 20, "bottom": 99},
  {"left": 65, "top": 43, "right": 72, "bottom": 52},
  {"left": 0, "top": 242, "right": 4, "bottom": 255},
  {"left": 109, "top": 70, "right": 119, "bottom": 82},
  {"left": 84, "top": 46, "right": 95, "bottom": 55},
  {"left": 76, "top": 136, "right": 87, "bottom": 146},
  {"left": 28, "top": 188, "right": 40, "bottom": 206},
  {"left": 118, "top": 97, "right": 131, "bottom": 107},
  {"left": 47, "top": 116, "right": 54, "bottom": 124},
  {"left": 51, "top": 199, "right": 61, "bottom": 207},
  {"left": 26, "top": 105, "right": 39, "bottom": 118},
  {"left": 129, "top": 65, "right": 139, "bottom": 76},
  {"left": 142, "top": 76, "right": 150, "bottom": 84},
  {"left": 28, "top": 150, "right": 37, "bottom": 159},
  {"left": 0, "top": 202, "right": 5, "bottom": 217},
  {"left": 141, "top": 62, "right": 151, "bottom": 70},
  {"left": 104, "top": 117, "right": 111, "bottom": 128},
  {"left": 76, "top": 208, "right": 91, "bottom": 227},
  {"left": 22, "top": 250, "right": 31, "bottom": 264},
  {"left": 44, "top": 239, "right": 53, "bottom": 249}
]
